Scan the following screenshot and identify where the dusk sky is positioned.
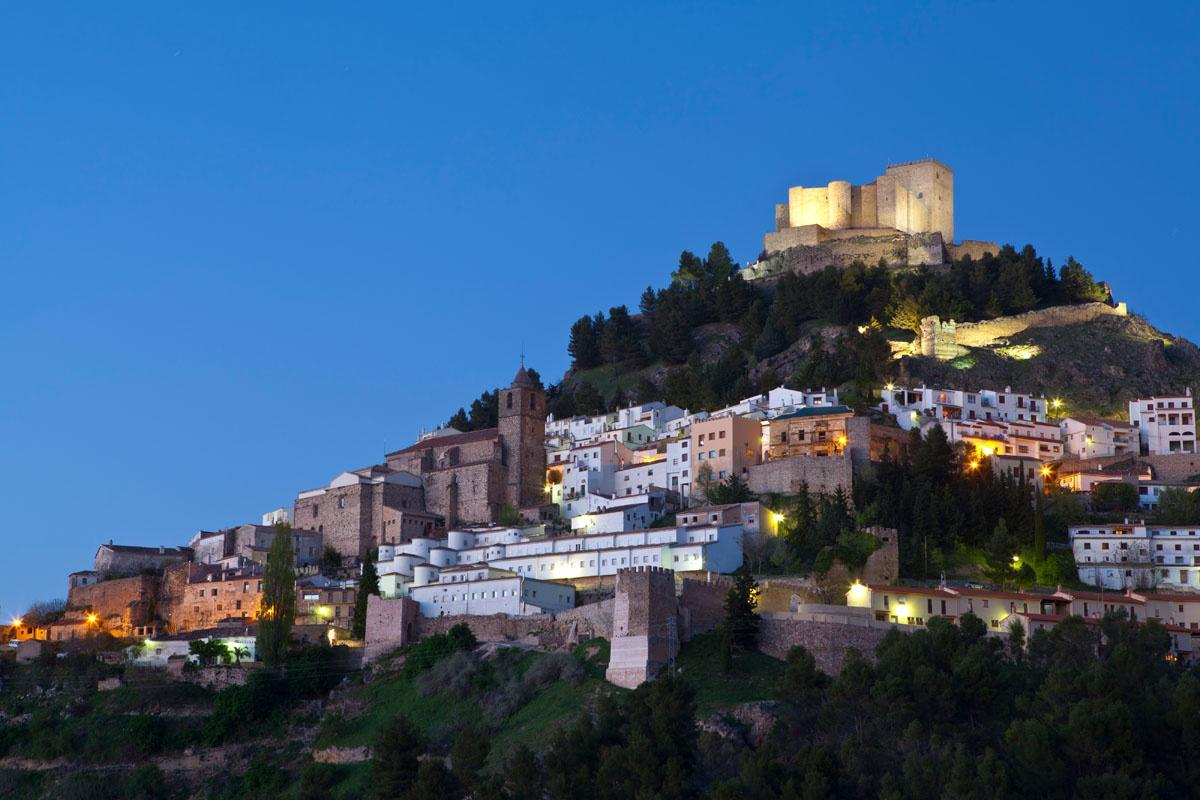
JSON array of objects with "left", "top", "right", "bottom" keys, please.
[{"left": 2, "top": 3, "right": 1197, "bottom": 614}]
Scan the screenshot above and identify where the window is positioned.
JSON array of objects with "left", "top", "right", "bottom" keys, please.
[
  {"left": 337, "top": 497, "right": 346, "bottom": 509},
  {"left": 506, "top": 392, "right": 513, "bottom": 409}
]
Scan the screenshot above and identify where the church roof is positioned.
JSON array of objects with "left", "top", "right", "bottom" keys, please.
[
  {"left": 386, "top": 427, "right": 500, "bottom": 457},
  {"left": 511, "top": 365, "right": 536, "bottom": 388}
]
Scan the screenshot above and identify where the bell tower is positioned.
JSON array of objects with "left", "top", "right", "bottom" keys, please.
[{"left": 499, "top": 364, "right": 546, "bottom": 511}]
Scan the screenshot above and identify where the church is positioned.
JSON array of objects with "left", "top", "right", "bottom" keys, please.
[{"left": 385, "top": 366, "right": 547, "bottom": 528}]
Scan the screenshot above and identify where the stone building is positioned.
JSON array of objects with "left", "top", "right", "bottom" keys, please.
[
  {"left": 94, "top": 542, "right": 191, "bottom": 577},
  {"left": 764, "top": 405, "right": 855, "bottom": 460},
  {"left": 296, "top": 576, "right": 358, "bottom": 628},
  {"left": 385, "top": 367, "right": 547, "bottom": 527},
  {"left": 190, "top": 524, "right": 323, "bottom": 569},
  {"left": 161, "top": 561, "right": 264, "bottom": 634},
  {"left": 293, "top": 465, "right": 427, "bottom": 559}
]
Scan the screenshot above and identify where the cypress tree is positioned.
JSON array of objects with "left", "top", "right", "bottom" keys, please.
[{"left": 257, "top": 522, "right": 296, "bottom": 667}]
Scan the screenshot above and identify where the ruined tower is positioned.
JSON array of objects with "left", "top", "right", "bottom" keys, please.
[{"left": 499, "top": 365, "right": 546, "bottom": 510}]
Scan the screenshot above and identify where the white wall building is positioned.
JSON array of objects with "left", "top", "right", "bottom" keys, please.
[
  {"left": 1070, "top": 523, "right": 1200, "bottom": 590},
  {"left": 376, "top": 520, "right": 743, "bottom": 607},
  {"left": 127, "top": 632, "right": 258, "bottom": 667},
  {"left": 1060, "top": 416, "right": 1137, "bottom": 459},
  {"left": 880, "top": 384, "right": 1049, "bottom": 431},
  {"left": 1129, "top": 393, "right": 1197, "bottom": 455},
  {"left": 410, "top": 566, "right": 575, "bottom": 617},
  {"left": 261, "top": 508, "right": 292, "bottom": 527},
  {"left": 665, "top": 436, "right": 692, "bottom": 499}
]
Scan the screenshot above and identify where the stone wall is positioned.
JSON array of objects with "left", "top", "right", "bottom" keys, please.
[
  {"left": 757, "top": 231, "right": 946, "bottom": 274},
  {"left": 758, "top": 611, "right": 898, "bottom": 673},
  {"left": 1139, "top": 454, "right": 1200, "bottom": 482},
  {"left": 363, "top": 595, "right": 419, "bottom": 663},
  {"left": 364, "top": 595, "right": 613, "bottom": 663},
  {"left": 862, "top": 527, "right": 899, "bottom": 584},
  {"left": 917, "top": 302, "right": 1128, "bottom": 359},
  {"left": 747, "top": 454, "right": 852, "bottom": 496},
  {"left": 946, "top": 240, "right": 1001, "bottom": 262},
  {"left": 66, "top": 575, "right": 160, "bottom": 636},
  {"left": 678, "top": 576, "right": 731, "bottom": 640}
]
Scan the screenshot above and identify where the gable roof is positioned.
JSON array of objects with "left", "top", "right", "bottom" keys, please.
[{"left": 387, "top": 427, "right": 500, "bottom": 457}]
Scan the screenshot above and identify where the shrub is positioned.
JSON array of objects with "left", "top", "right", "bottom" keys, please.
[{"left": 415, "top": 650, "right": 479, "bottom": 697}]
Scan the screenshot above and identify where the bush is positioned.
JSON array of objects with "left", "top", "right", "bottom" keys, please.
[
  {"left": 415, "top": 650, "right": 479, "bottom": 697},
  {"left": 523, "top": 653, "right": 585, "bottom": 688}
]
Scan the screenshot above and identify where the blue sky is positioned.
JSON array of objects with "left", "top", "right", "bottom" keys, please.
[{"left": 1, "top": 3, "right": 1197, "bottom": 613}]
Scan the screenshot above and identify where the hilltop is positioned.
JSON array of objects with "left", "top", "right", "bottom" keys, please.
[{"left": 543, "top": 242, "right": 1199, "bottom": 420}]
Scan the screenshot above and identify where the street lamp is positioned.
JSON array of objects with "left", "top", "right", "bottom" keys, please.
[{"left": 85, "top": 613, "right": 98, "bottom": 625}]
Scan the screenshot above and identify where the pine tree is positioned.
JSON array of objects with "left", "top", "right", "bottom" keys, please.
[
  {"left": 371, "top": 715, "right": 424, "bottom": 799},
  {"left": 568, "top": 314, "right": 601, "bottom": 370},
  {"left": 257, "top": 522, "right": 296, "bottom": 667},
  {"left": 724, "top": 572, "right": 759, "bottom": 651}
]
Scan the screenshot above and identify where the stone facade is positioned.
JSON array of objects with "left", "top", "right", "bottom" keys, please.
[
  {"left": 94, "top": 543, "right": 191, "bottom": 577},
  {"left": 845, "top": 417, "right": 912, "bottom": 467},
  {"left": 385, "top": 367, "right": 546, "bottom": 527},
  {"left": 363, "top": 594, "right": 613, "bottom": 663},
  {"left": 191, "top": 524, "right": 323, "bottom": 568},
  {"left": 861, "top": 527, "right": 899, "bottom": 584},
  {"left": 765, "top": 406, "right": 854, "bottom": 459},
  {"left": 747, "top": 454, "right": 853, "bottom": 497},
  {"left": 769, "top": 159, "right": 955, "bottom": 246},
  {"left": 294, "top": 467, "right": 426, "bottom": 559},
  {"left": 162, "top": 562, "right": 263, "bottom": 634},
  {"left": 678, "top": 575, "right": 731, "bottom": 640},
  {"left": 606, "top": 567, "right": 679, "bottom": 689},
  {"left": 66, "top": 575, "right": 160, "bottom": 637}
]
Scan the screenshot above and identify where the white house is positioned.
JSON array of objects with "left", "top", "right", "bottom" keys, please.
[
  {"left": 880, "top": 384, "right": 1049, "bottom": 431},
  {"left": 665, "top": 436, "right": 692, "bottom": 499},
  {"left": 1070, "top": 523, "right": 1200, "bottom": 590},
  {"left": 127, "top": 631, "right": 258, "bottom": 667},
  {"left": 1060, "top": 416, "right": 1137, "bottom": 459},
  {"left": 1129, "top": 392, "right": 1197, "bottom": 455},
  {"left": 410, "top": 566, "right": 575, "bottom": 617}
]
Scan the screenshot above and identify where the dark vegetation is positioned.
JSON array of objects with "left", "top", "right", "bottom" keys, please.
[{"left": 549, "top": 243, "right": 1108, "bottom": 416}]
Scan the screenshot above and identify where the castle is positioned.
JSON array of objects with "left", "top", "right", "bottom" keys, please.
[{"left": 756, "top": 158, "right": 998, "bottom": 273}]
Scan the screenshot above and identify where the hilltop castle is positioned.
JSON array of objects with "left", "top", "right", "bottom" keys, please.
[{"left": 753, "top": 158, "right": 998, "bottom": 275}]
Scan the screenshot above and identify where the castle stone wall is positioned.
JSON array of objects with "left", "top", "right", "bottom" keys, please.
[
  {"left": 747, "top": 454, "right": 852, "bottom": 497},
  {"left": 66, "top": 575, "right": 160, "bottom": 635},
  {"left": 917, "top": 302, "right": 1128, "bottom": 359},
  {"left": 758, "top": 611, "right": 898, "bottom": 673},
  {"left": 678, "top": 575, "right": 730, "bottom": 640}
]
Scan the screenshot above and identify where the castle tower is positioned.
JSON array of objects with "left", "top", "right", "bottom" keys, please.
[{"left": 499, "top": 365, "right": 546, "bottom": 510}]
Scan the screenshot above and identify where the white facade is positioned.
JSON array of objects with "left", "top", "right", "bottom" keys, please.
[
  {"left": 376, "top": 520, "right": 743, "bottom": 607},
  {"left": 1129, "top": 393, "right": 1197, "bottom": 455},
  {"left": 1070, "top": 523, "right": 1200, "bottom": 590},
  {"left": 128, "top": 634, "right": 257, "bottom": 667},
  {"left": 410, "top": 567, "right": 575, "bottom": 617},
  {"left": 665, "top": 437, "right": 692, "bottom": 499},
  {"left": 1060, "top": 416, "right": 1137, "bottom": 459},
  {"left": 940, "top": 417, "right": 1063, "bottom": 461},
  {"left": 880, "top": 384, "right": 1048, "bottom": 431},
  {"left": 261, "top": 508, "right": 292, "bottom": 526}
]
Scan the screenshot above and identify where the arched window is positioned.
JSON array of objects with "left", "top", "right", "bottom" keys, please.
[{"left": 506, "top": 392, "right": 513, "bottom": 409}]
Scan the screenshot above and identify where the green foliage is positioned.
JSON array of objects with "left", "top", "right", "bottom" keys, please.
[
  {"left": 450, "top": 724, "right": 490, "bottom": 789},
  {"left": 371, "top": 714, "right": 425, "bottom": 799},
  {"left": 188, "top": 637, "right": 230, "bottom": 667},
  {"left": 568, "top": 314, "right": 602, "bottom": 370},
  {"left": 703, "top": 473, "right": 755, "bottom": 505},
  {"left": 353, "top": 558, "right": 380, "bottom": 640},
  {"left": 257, "top": 522, "right": 296, "bottom": 667},
  {"left": 496, "top": 502, "right": 522, "bottom": 526},
  {"left": 1090, "top": 480, "right": 1140, "bottom": 512},
  {"left": 723, "top": 572, "right": 759, "bottom": 651},
  {"left": 1154, "top": 487, "right": 1200, "bottom": 523},
  {"left": 320, "top": 544, "right": 343, "bottom": 574}
]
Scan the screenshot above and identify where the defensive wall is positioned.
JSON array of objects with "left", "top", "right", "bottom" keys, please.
[
  {"left": 747, "top": 453, "right": 853, "bottom": 496},
  {"left": 918, "top": 301, "right": 1127, "bottom": 359},
  {"left": 363, "top": 594, "right": 614, "bottom": 663},
  {"left": 66, "top": 575, "right": 160, "bottom": 635},
  {"left": 758, "top": 608, "right": 901, "bottom": 673}
]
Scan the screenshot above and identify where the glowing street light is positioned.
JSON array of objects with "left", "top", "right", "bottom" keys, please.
[
  {"left": 1041, "top": 465, "right": 1052, "bottom": 478},
  {"left": 770, "top": 512, "right": 786, "bottom": 525},
  {"left": 966, "top": 460, "right": 980, "bottom": 471},
  {"left": 85, "top": 613, "right": 98, "bottom": 625},
  {"left": 1051, "top": 398, "right": 1063, "bottom": 410}
]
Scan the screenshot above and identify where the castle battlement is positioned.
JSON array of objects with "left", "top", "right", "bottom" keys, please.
[{"left": 768, "top": 159, "right": 954, "bottom": 251}]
